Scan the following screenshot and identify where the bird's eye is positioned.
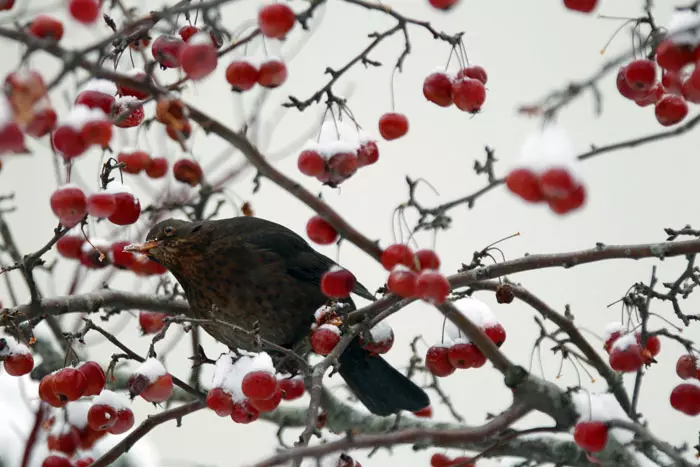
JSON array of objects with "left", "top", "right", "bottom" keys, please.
[{"left": 163, "top": 226, "right": 176, "bottom": 237}]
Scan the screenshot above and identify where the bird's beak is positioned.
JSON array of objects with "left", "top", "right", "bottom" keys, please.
[{"left": 123, "top": 240, "right": 160, "bottom": 254}]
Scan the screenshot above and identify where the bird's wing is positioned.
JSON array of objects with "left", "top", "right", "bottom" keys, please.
[{"left": 211, "top": 217, "right": 376, "bottom": 301}]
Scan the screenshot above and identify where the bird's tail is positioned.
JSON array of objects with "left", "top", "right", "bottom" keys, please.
[{"left": 337, "top": 339, "right": 430, "bottom": 416}]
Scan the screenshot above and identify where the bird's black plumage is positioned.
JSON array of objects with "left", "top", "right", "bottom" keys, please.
[{"left": 137, "top": 216, "right": 429, "bottom": 416}]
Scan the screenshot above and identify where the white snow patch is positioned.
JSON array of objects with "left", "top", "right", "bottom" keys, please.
[
  {"left": 133, "top": 358, "right": 167, "bottom": 383},
  {"left": 517, "top": 124, "right": 580, "bottom": 177},
  {"left": 667, "top": 9, "right": 700, "bottom": 46},
  {"left": 603, "top": 322, "right": 624, "bottom": 340},
  {"left": 125, "top": 67, "right": 146, "bottom": 77},
  {"left": 80, "top": 237, "right": 111, "bottom": 254},
  {"left": 0, "top": 336, "right": 30, "bottom": 357},
  {"left": 105, "top": 180, "right": 134, "bottom": 195},
  {"left": 65, "top": 399, "right": 91, "bottom": 430},
  {"left": 391, "top": 264, "right": 413, "bottom": 274},
  {"left": 318, "top": 323, "right": 341, "bottom": 336},
  {"left": 571, "top": 391, "right": 636, "bottom": 445},
  {"left": 62, "top": 104, "right": 108, "bottom": 130},
  {"left": 302, "top": 119, "right": 372, "bottom": 158},
  {"left": 80, "top": 79, "right": 118, "bottom": 96},
  {"left": 369, "top": 321, "right": 393, "bottom": 342},
  {"left": 188, "top": 31, "right": 214, "bottom": 46},
  {"left": 92, "top": 389, "right": 129, "bottom": 410},
  {"left": 444, "top": 298, "right": 490, "bottom": 341},
  {"left": 212, "top": 351, "right": 275, "bottom": 402},
  {"left": 239, "top": 56, "right": 261, "bottom": 68},
  {"left": 115, "top": 95, "right": 141, "bottom": 107},
  {"left": 314, "top": 304, "right": 334, "bottom": 322},
  {"left": 611, "top": 332, "right": 638, "bottom": 352}
]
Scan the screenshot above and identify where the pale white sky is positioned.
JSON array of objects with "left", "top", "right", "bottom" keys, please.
[{"left": 1, "top": 1, "right": 699, "bottom": 466}]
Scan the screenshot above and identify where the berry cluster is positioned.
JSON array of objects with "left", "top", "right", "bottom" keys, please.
[
  {"left": 382, "top": 244, "right": 450, "bottom": 305},
  {"left": 616, "top": 10, "right": 700, "bottom": 127},
  {"left": 422, "top": 65, "right": 487, "bottom": 114},
  {"left": 602, "top": 323, "right": 661, "bottom": 372},
  {"left": 424, "top": 298, "right": 506, "bottom": 377},
  {"left": 671, "top": 354, "right": 700, "bottom": 416},
  {"left": 309, "top": 305, "right": 345, "bottom": 355},
  {"left": 127, "top": 358, "right": 175, "bottom": 403},
  {"left": 298, "top": 120, "right": 379, "bottom": 186},
  {"left": 205, "top": 351, "right": 304, "bottom": 423},
  {"left": 430, "top": 453, "right": 475, "bottom": 467},
  {"left": 0, "top": 69, "right": 58, "bottom": 153},
  {"left": 39, "top": 361, "right": 106, "bottom": 407},
  {"left": 50, "top": 179, "right": 142, "bottom": 229},
  {"left": 154, "top": 96, "right": 194, "bottom": 143},
  {"left": 506, "top": 124, "right": 585, "bottom": 215},
  {"left": 225, "top": 57, "right": 289, "bottom": 91},
  {"left": 0, "top": 336, "right": 34, "bottom": 376},
  {"left": 117, "top": 148, "right": 168, "bottom": 179},
  {"left": 56, "top": 234, "right": 165, "bottom": 275}
]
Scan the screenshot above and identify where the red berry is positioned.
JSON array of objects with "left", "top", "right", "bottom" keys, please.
[
  {"left": 3, "top": 352, "right": 34, "bottom": 376},
  {"left": 356, "top": 141, "right": 379, "bottom": 167},
  {"left": 140, "top": 373, "right": 174, "bottom": 403},
  {"left": 68, "top": 0, "right": 100, "bottom": 24},
  {"left": 670, "top": 383, "right": 700, "bottom": 416},
  {"left": 173, "top": 159, "right": 203, "bottom": 186},
  {"left": 616, "top": 67, "right": 648, "bottom": 101},
  {"left": 655, "top": 40, "right": 694, "bottom": 72},
  {"left": 42, "top": 455, "right": 72, "bottom": 467},
  {"left": 139, "top": 311, "right": 167, "bottom": 334},
  {"left": 151, "top": 35, "right": 185, "bottom": 68},
  {"left": 623, "top": 59, "right": 656, "bottom": 92},
  {"left": 79, "top": 425, "right": 106, "bottom": 449},
  {"left": 206, "top": 387, "right": 234, "bottom": 416},
  {"left": 387, "top": 266, "right": 418, "bottom": 298},
  {"left": 39, "top": 374, "right": 66, "bottom": 407},
  {"left": 604, "top": 330, "right": 622, "bottom": 354},
  {"left": 75, "top": 90, "right": 115, "bottom": 115},
  {"left": 180, "top": 38, "right": 218, "bottom": 80},
  {"left": 306, "top": 216, "right": 338, "bottom": 245},
  {"left": 662, "top": 71, "right": 684, "bottom": 95},
  {"left": 279, "top": 377, "right": 305, "bottom": 400},
  {"left": 425, "top": 346, "right": 454, "bottom": 377},
  {"left": 166, "top": 120, "right": 192, "bottom": 142},
  {"left": 428, "top": 0, "right": 460, "bottom": 10},
  {"left": 26, "top": 106, "right": 57, "bottom": 138},
  {"left": 28, "top": 15, "right": 64, "bottom": 41},
  {"left": 413, "top": 405, "right": 432, "bottom": 418},
  {"left": 311, "top": 325, "right": 341, "bottom": 355},
  {"left": 86, "top": 192, "right": 116, "bottom": 218},
  {"left": 484, "top": 323, "right": 507, "bottom": 347},
  {"left": 78, "top": 361, "right": 105, "bottom": 396},
  {"left": 682, "top": 74, "right": 700, "bottom": 104},
  {"left": 118, "top": 150, "right": 151, "bottom": 174},
  {"left": 574, "top": 420, "right": 608, "bottom": 452},
  {"left": 230, "top": 400, "right": 259, "bottom": 424},
  {"left": 107, "top": 191, "right": 141, "bottom": 226},
  {"left": 53, "top": 367, "right": 88, "bottom": 401},
  {"left": 110, "top": 241, "right": 135, "bottom": 269},
  {"left": 360, "top": 325, "right": 395, "bottom": 355},
  {"left": 547, "top": 184, "right": 585, "bottom": 215},
  {"left": 381, "top": 244, "right": 415, "bottom": 271},
  {"left": 80, "top": 119, "right": 112, "bottom": 147},
  {"left": 248, "top": 386, "right": 283, "bottom": 412},
  {"left": 416, "top": 249, "right": 440, "bottom": 270},
  {"left": 448, "top": 342, "right": 486, "bottom": 369},
  {"left": 242, "top": 371, "right": 278, "bottom": 400},
  {"left": 655, "top": 94, "right": 688, "bottom": 126},
  {"left": 676, "top": 354, "right": 698, "bottom": 380},
  {"left": 113, "top": 100, "right": 144, "bottom": 128},
  {"left": 75, "top": 457, "right": 95, "bottom": 467},
  {"left": 178, "top": 25, "right": 200, "bottom": 42},
  {"left": 636, "top": 333, "right": 660, "bottom": 363},
  {"left": 258, "top": 59, "right": 288, "bottom": 88},
  {"left": 117, "top": 69, "right": 150, "bottom": 99},
  {"left": 258, "top": 3, "right": 296, "bottom": 39},
  {"left": 0, "top": 0, "right": 14, "bottom": 10},
  {"left": 79, "top": 242, "right": 109, "bottom": 269},
  {"left": 298, "top": 149, "right": 325, "bottom": 176},
  {"left": 107, "top": 408, "right": 135, "bottom": 434},
  {"left": 327, "top": 152, "right": 358, "bottom": 183},
  {"left": 146, "top": 157, "right": 168, "bottom": 178},
  {"left": 225, "top": 60, "right": 259, "bottom": 91},
  {"left": 457, "top": 65, "right": 488, "bottom": 85},
  {"left": 0, "top": 123, "right": 25, "bottom": 154},
  {"left": 130, "top": 255, "right": 167, "bottom": 276},
  {"left": 430, "top": 453, "right": 452, "bottom": 467},
  {"left": 634, "top": 83, "right": 664, "bottom": 107},
  {"left": 423, "top": 72, "right": 453, "bottom": 107},
  {"left": 452, "top": 78, "right": 486, "bottom": 113},
  {"left": 320, "top": 267, "right": 356, "bottom": 298},
  {"left": 609, "top": 342, "right": 644, "bottom": 372},
  {"left": 87, "top": 404, "right": 118, "bottom": 431},
  {"left": 50, "top": 185, "right": 87, "bottom": 227},
  {"left": 563, "top": 0, "right": 598, "bottom": 12},
  {"left": 52, "top": 126, "right": 87, "bottom": 160},
  {"left": 378, "top": 112, "right": 409, "bottom": 140},
  {"left": 415, "top": 270, "right": 450, "bottom": 305},
  {"left": 539, "top": 168, "right": 576, "bottom": 199}
]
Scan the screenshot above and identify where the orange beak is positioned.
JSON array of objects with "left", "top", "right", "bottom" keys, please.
[{"left": 123, "top": 240, "right": 160, "bottom": 253}]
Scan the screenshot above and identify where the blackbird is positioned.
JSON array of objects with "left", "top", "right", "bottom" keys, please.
[{"left": 125, "top": 216, "right": 429, "bottom": 416}]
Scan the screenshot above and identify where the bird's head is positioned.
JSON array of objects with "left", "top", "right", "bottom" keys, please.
[{"left": 123, "top": 218, "right": 208, "bottom": 267}]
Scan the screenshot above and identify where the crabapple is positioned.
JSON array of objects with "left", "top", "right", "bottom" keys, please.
[
  {"left": 118, "top": 150, "right": 150, "bottom": 174},
  {"left": 110, "top": 241, "right": 135, "bottom": 269},
  {"left": 670, "top": 383, "right": 700, "bottom": 416},
  {"left": 77, "top": 361, "right": 105, "bottom": 396},
  {"left": 226, "top": 60, "right": 259, "bottom": 91},
  {"left": 311, "top": 325, "right": 340, "bottom": 355},
  {"left": 423, "top": 72, "right": 453, "bottom": 107},
  {"left": 415, "top": 249, "right": 440, "bottom": 270},
  {"left": 75, "top": 90, "right": 114, "bottom": 115},
  {"left": 297, "top": 149, "right": 325, "bottom": 176},
  {"left": 52, "top": 126, "right": 87, "bottom": 160},
  {"left": 2, "top": 352, "right": 33, "bottom": 376},
  {"left": 387, "top": 265, "right": 418, "bottom": 298},
  {"left": 655, "top": 94, "right": 688, "bottom": 126},
  {"left": 413, "top": 405, "right": 432, "bottom": 418},
  {"left": 306, "top": 216, "right": 338, "bottom": 245},
  {"left": 415, "top": 270, "right": 450, "bottom": 305},
  {"left": 107, "top": 408, "right": 135, "bottom": 434},
  {"left": 506, "top": 168, "right": 543, "bottom": 202},
  {"left": 425, "top": 345, "right": 454, "bottom": 377},
  {"left": 151, "top": 35, "right": 185, "bottom": 68},
  {"left": 108, "top": 191, "right": 141, "bottom": 226},
  {"left": 39, "top": 374, "right": 66, "bottom": 407},
  {"left": 623, "top": 59, "right": 656, "bottom": 92},
  {"left": 146, "top": 157, "right": 168, "bottom": 178},
  {"left": 563, "top": 0, "right": 598, "bottom": 12},
  {"left": 609, "top": 343, "right": 644, "bottom": 372},
  {"left": 484, "top": 323, "right": 507, "bottom": 347},
  {"left": 428, "top": 0, "right": 460, "bottom": 10},
  {"left": 248, "top": 386, "right": 283, "bottom": 412},
  {"left": 258, "top": 58, "right": 287, "bottom": 88},
  {"left": 676, "top": 354, "right": 698, "bottom": 380},
  {"left": 655, "top": 40, "right": 694, "bottom": 72},
  {"left": 173, "top": 159, "right": 203, "bottom": 186},
  {"left": 50, "top": 185, "right": 87, "bottom": 227},
  {"left": 258, "top": 3, "right": 296, "bottom": 39},
  {"left": 139, "top": 311, "right": 167, "bottom": 334},
  {"left": 356, "top": 141, "right": 379, "bottom": 167},
  {"left": 279, "top": 377, "right": 305, "bottom": 400},
  {"left": 42, "top": 455, "right": 72, "bottom": 467},
  {"left": 381, "top": 243, "right": 415, "bottom": 271},
  {"left": 495, "top": 283, "right": 515, "bottom": 304},
  {"left": 53, "top": 367, "right": 88, "bottom": 401},
  {"left": 86, "top": 192, "right": 116, "bottom": 218},
  {"left": 457, "top": 65, "right": 488, "bottom": 84},
  {"left": 452, "top": 78, "right": 486, "bottom": 113},
  {"left": 80, "top": 119, "right": 112, "bottom": 147},
  {"left": 206, "top": 387, "right": 234, "bottom": 416},
  {"left": 28, "top": 15, "right": 64, "bottom": 41},
  {"left": 87, "top": 403, "right": 118, "bottom": 431},
  {"left": 320, "top": 267, "right": 355, "bottom": 298},
  {"left": 231, "top": 400, "right": 259, "bottom": 424},
  {"left": 378, "top": 112, "right": 409, "bottom": 140},
  {"left": 68, "top": 0, "right": 100, "bottom": 24},
  {"left": 180, "top": 34, "right": 218, "bottom": 80},
  {"left": 574, "top": 420, "right": 608, "bottom": 451},
  {"left": 241, "top": 371, "right": 278, "bottom": 401}
]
